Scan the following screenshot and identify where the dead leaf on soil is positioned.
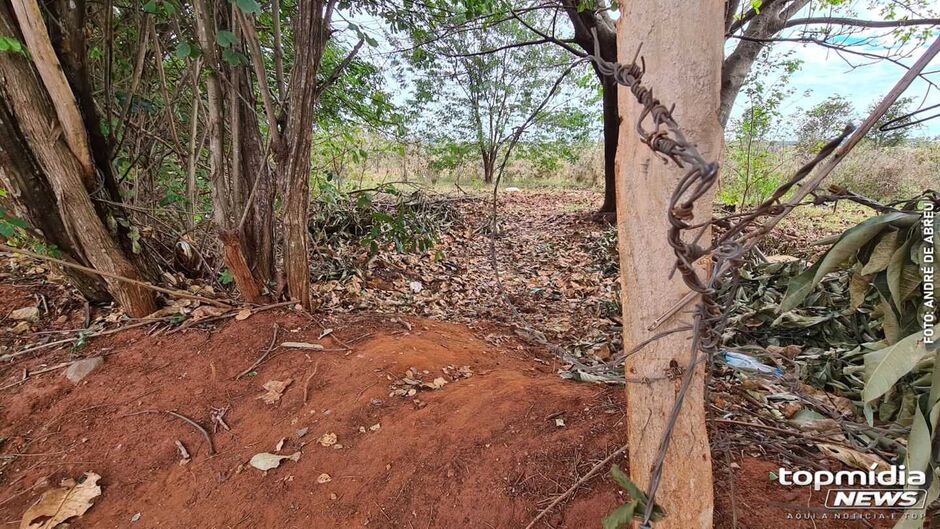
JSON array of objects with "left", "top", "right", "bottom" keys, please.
[
  {"left": 798, "top": 383, "right": 856, "bottom": 417},
  {"left": 191, "top": 305, "right": 225, "bottom": 321},
  {"left": 234, "top": 309, "right": 253, "bottom": 321},
  {"left": 20, "top": 472, "right": 101, "bottom": 529},
  {"left": 258, "top": 379, "right": 292, "bottom": 405},
  {"left": 817, "top": 444, "right": 890, "bottom": 472},
  {"left": 424, "top": 377, "right": 448, "bottom": 390},
  {"left": 248, "top": 451, "right": 302, "bottom": 471}
]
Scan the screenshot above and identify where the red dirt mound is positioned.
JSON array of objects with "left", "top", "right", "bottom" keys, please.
[
  {"left": 1, "top": 309, "right": 899, "bottom": 528},
  {"left": 1, "top": 311, "right": 628, "bottom": 528}
]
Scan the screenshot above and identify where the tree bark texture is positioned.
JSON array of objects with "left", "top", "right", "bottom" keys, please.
[
  {"left": 615, "top": 1, "right": 722, "bottom": 527},
  {"left": 0, "top": 0, "right": 157, "bottom": 317},
  {"left": 278, "top": 0, "right": 330, "bottom": 310},
  {"left": 192, "top": 0, "right": 267, "bottom": 303}
]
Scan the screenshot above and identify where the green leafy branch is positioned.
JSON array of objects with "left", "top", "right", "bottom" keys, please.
[{"left": 604, "top": 465, "right": 665, "bottom": 529}]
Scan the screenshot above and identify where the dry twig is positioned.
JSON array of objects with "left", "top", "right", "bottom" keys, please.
[
  {"left": 235, "top": 324, "right": 280, "bottom": 380},
  {"left": 121, "top": 410, "right": 215, "bottom": 455},
  {"left": 523, "top": 443, "right": 629, "bottom": 529}
]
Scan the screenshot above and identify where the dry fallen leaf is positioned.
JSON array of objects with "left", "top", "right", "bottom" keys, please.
[
  {"left": 318, "top": 432, "right": 337, "bottom": 447},
  {"left": 425, "top": 377, "right": 448, "bottom": 390},
  {"left": 818, "top": 443, "right": 890, "bottom": 472},
  {"left": 234, "top": 309, "right": 253, "bottom": 321},
  {"left": 190, "top": 305, "right": 225, "bottom": 321},
  {"left": 258, "top": 379, "right": 292, "bottom": 405},
  {"left": 20, "top": 472, "right": 101, "bottom": 529},
  {"left": 248, "top": 451, "right": 301, "bottom": 471}
]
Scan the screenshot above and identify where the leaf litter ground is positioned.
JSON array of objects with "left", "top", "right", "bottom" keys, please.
[{"left": 0, "top": 190, "right": 902, "bottom": 528}]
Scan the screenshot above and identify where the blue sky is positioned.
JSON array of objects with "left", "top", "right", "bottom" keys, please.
[
  {"left": 724, "top": 0, "right": 940, "bottom": 139},
  {"left": 350, "top": 7, "right": 940, "bottom": 139},
  {"left": 730, "top": 38, "right": 940, "bottom": 138}
]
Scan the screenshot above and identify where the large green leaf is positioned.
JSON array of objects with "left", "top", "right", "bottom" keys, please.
[
  {"left": 780, "top": 212, "right": 914, "bottom": 312},
  {"left": 216, "top": 30, "right": 237, "bottom": 48},
  {"left": 862, "top": 328, "right": 933, "bottom": 403},
  {"left": 609, "top": 465, "right": 646, "bottom": 502},
  {"left": 235, "top": 0, "right": 261, "bottom": 14},
  {"left": 602, "top": 501, "right": 637, "bottom": 529}
]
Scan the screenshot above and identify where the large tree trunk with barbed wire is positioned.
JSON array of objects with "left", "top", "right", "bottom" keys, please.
[{"left": 614, "top": 0, "right": 722, "bottom": 526}]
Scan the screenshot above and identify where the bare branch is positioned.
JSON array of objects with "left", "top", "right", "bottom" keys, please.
[
  {"left": 315, "top": 37, "right": 365, "bottom": 98},
  {"left": 441, "top": 37, "right": 574, "bottom": 58},
  {"left": 784, "top": 16, "right": 940, "bottom": 29}
]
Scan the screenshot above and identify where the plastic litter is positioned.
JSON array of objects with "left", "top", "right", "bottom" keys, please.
[{"left": 722, "top": 350, "right": 783, "bottom": 377}]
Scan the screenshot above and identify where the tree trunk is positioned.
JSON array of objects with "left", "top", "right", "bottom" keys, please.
[
  {"left": 237, "top": 71, "right": 275, "bottom": 283},
  {"left": 0, "top": 0, "right": 157, "bottom": 317},
  {"left": 482, "top": 150, "right": 495, "bottom": 184},
  {"left": 719, "top": 0, "right": 809, "bottom": 127},
  {"left": 279, "top": 0, "right": 329, "bottom": 310},
  {"left": 44, "top": 0, "right": 121, "bottom": 201},
  {"left": 599, "top": 73, "right": 618, "bottom": 214},
  {"left": 615, "top": 0, "right": 721, "bottom": 527},
  {"left": 0, "top": 93, "right": 110, "bottom": 301},
  {"left": 560, "top": 0, "right": 617, "bottom": 215},
  {"left": 192, "top": 0, "right": 266, "bottom": 303}
]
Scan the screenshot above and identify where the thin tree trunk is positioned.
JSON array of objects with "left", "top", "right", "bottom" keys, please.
[
  {"left": 561, "top": 1, "right": 617, "bottom": 214},
  {"left": 235, "top": 64, "right": 274, "bottom": 282},
  {"left": 279, "top": 0, "right": 330, "bottom": 310},
  {"left": 598, "top": 73, "right": 618, "bottom": 215},
  {"left": 482, "top": 150, "right": 494, "bottom": 184},
  {"left": 615, "top": 1, "right": 721, "bottom": 527},
  {"left": 0, "top": 0, "right": 156, "bottom": 317},
  {"left": 272, "top": 0, "right": 285, "bottom": 99},
  {"left": 185, "top": 60, "right": 202, "bottom": 230},
  {"left": 45, "top": 0, "right": 121, "bottom": 201}
]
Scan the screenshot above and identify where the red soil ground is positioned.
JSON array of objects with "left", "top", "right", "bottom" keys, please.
[{"left": 1, "top": 291, "right": 895, "bottom": 528}]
